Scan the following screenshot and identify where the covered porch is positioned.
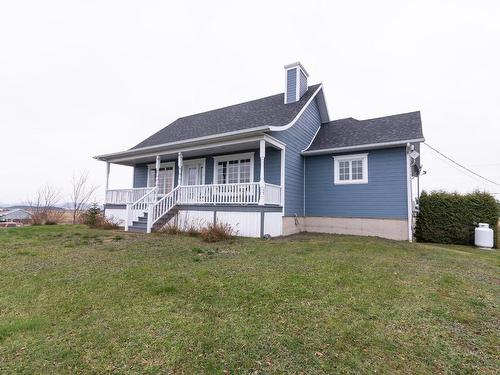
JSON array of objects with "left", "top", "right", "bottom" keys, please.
[{"left": 98, "top": 134, "right": 285, "bottom": 232}]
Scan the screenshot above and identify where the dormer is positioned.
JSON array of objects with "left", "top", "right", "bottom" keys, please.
[{"left": 284, "top": 62, "right": 309, "bottom": 104}]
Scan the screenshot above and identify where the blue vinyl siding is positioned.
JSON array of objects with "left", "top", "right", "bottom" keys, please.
[
  {"left": 133, "top": 164, "right": 148, "bottom": 188},
  {"left": 269, "top": 98, "right": 322, "bottom": 216},
  {"left": 286, "top": 68, "right": 297, "bottom": 103},
  {"left": 299, "top": 70, "right": 307, "bottom": 98},
  {"left": 264, "top": 147, "right": 281, "bottom": 185},
  {"left": 132, "top": 149, "right": 281, "bottom": 188},
  {"left": 305, "top": 147, "right": 408, "bottom": 219}
]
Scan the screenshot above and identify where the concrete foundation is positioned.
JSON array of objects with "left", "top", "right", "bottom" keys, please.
[
  {"left": 283, "top": 216, "right": 409, "bottom": 241},
  {"left": 282, "top": 216, "right": 305, "bottom": 235}
]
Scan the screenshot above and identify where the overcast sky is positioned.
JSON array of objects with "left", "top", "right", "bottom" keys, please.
[{"left": 1, "top": 0, "right": 499, "bottom": 204}]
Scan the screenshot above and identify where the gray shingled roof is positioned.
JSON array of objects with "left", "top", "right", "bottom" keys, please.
[
  {"left": 131, "top": 84, "right": 321, "bottom": 150},
  {"left": 304, "top": 111, "right": 424, "bottom": 152}
]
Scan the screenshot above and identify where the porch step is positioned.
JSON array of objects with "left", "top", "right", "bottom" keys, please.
[
  {"left": 127, "top": 207, "right": 178, "bottom": 233},
  {"left": 128, "top": 212, "right": 148, "bottom": 233},
  {"left": 152, "top": 209, "right": 177, "bottom": 232},
  {"left": 128, "top": 226, "right": 147, "bottom": 233}
]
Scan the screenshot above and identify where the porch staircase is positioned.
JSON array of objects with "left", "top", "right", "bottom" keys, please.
[
  {"left": 127, "top": 210, "right": 178, "bottom": 233},
  {"left": 125, "top": 186, "right": 180, "bottom": 233},
  {"left": 127, "top": 213, "right": 149, "bottom": 233}
]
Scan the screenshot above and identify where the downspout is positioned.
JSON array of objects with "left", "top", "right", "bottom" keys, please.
[{"left": 406, "top": 143, "right": 413, "bottom": 242}]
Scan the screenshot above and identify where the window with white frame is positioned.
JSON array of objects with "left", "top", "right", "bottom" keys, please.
[
  {"left": 147, "top": 162, "right": 175, "bottom": 194},
  {"left": 213, "top": 153, "right": 254, "bottom": 184},
  {"left": 333, "top": 154, "right": 368, "bottom": 184}
]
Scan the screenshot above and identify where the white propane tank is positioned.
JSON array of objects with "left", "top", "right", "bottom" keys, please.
[{"left": 474, "top": 223, "right": 494, "bottom": 249}]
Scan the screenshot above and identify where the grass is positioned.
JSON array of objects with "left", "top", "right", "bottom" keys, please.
[{"left": 0, "top": 225, "right": 498, "bottom": 374}]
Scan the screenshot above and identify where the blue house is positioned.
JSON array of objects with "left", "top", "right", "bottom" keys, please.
[{"left": 95, "top": 62, "right": 424, "bottom": 240}]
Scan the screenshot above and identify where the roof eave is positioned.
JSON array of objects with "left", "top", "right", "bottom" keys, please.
[
  {"left": 95, "top": 85, "right": 324, "bottom": 162},
  {"left": 301, "top": 138, "right": 425, "bottom": 155},
  {"left": 94, "top": 126, "right": 271, "bottom": 162}
]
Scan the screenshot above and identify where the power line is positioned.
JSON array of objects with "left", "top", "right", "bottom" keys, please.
[
  {"left": 423, "top": 143, "right": 500, "bottom": 188},
  {"left": 425, "top": 148, "right": 489, "bottom": 186}
]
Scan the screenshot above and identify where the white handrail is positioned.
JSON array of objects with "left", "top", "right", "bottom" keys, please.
[
  {"left": 125, "top": 187, "right": 158, "bottom": 230},
  {"left": 149, "top": 186, "right": 181, "bottom": 232}
]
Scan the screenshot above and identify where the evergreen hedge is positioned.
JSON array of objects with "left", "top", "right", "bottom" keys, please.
[{"left": 415, "top": 191, "right": 498, "bottom": 247}]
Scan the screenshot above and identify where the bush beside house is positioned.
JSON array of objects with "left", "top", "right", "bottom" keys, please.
[
  {"left": 415, "top": 191, "right": 498, "bottom": 247},
  {"left": 81, "top": 203, "right": 119, "bottom": 229}
]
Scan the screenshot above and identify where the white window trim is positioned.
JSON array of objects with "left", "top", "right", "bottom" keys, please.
[
  {"left": 333, "top": 153, "right": 368, "bottom": 185},
  {"left": 182, "top": 158, "right": 206, "bottom": 185},
  {"left": 213, "top": 152, "right": 255, "bottom": 184},
  {"left": 146, "top": 161, "right": 176, "bottom": 190}
]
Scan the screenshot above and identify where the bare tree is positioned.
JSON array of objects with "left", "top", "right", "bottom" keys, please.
[
  {"left": 69, "top": 171, "right": 98, "bottom": 224},
  {"left": 28, "top": 185, "right": 62, "bottom": 224}
]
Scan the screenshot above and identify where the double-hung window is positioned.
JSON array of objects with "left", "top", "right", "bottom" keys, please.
[
  {"left": 213, "top": 153, "right": 254, "bottom": 184},
  {"left": 333, "top": 153, "right": 368, "bottom": 184}
]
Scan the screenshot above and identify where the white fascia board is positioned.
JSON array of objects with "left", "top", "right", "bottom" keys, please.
[
  {"left": 94, "top": 126, "right": 270, "bottom": 161},
  {"left": 268, "top": 84, "right": 323, "bottom": 132},
  {"left": 315, "top": 87, "right": 330, "bottom": 123},
  {"left": 108, "top": 135, "right": 284, "bottom": 165},
  {"left": 103, "top": 135, "right": 269, "bottom": 164},
  {"left": 302, "top": 125, "right": 321, "bottom": 153},
  {"left": 263, "top": 134, "right": 286, "bottom": 149},
  {"left": 301, "top": 138, "right": 426, "bottom": 155}
]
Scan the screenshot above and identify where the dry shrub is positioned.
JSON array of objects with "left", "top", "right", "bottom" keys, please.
[
  {"left": 96, "top": 216, "right": 120, "bottom": 230},
  {"left": 31, "top": 209, "right": 65, "bottom": 225},
  {"left": 161, "top": 222, "right": 181, "bottom": 235},
  {"left": 185, "top": 224, "right": 200, "bottom": 237},
  {"left": 180, "top": 218, "right": 206, "bottom": 237},
  {"left": 200, "top": 222, "right": 235, "bottom": 242},
  {"left": 28, "top": 185, "right": 64, "bottom": 225},
  {"left": 161, "top": 218, "right": 205, "bottom": 236}
]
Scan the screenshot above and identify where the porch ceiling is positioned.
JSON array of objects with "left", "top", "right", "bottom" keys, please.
[{"left": 103, "top": 135, "right": 284, "bottom": 166}]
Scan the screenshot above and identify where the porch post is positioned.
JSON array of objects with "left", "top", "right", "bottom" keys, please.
[
  {"left": 177, "top": 152, "right": 183, "bottom": 187},
  {"left": 104, "top": 162, "right": 110, "bottom": 204},
  {"left": 155, "top": 155, "right": 161, "bottom": 189},
  {"left": 259, "top": 139, "right": 266, "bottom": 205}
]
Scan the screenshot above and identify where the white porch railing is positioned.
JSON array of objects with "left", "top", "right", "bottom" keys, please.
[
  {"left": 263, "top": 183, "right": 282, "bottom": 205},
  {"left": 176, "top": 182, "right": 282, "bottom": 206},
  {"left": 178, "top": 182, "right": 259, "bottom": 205},
  {"left": 125, "top": 187, "right": 158, "bottom": 231},
  {"left": 106, "top": 184, "right": 282, "bottom": 207},
  {"left": 108, "top": 183, "right": 282, "bottom": 232},
  {"left": 106, "top": 187, "right": 155, "bottom": 204}
]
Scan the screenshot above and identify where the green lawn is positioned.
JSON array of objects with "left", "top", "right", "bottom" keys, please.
[{"left": 0, "top": 225, "right": 498, "bottom": 374}]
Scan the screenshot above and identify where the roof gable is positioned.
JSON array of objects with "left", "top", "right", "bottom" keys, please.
[{"left": 131, "top": 84, "right": 322, "bottom": 150}]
